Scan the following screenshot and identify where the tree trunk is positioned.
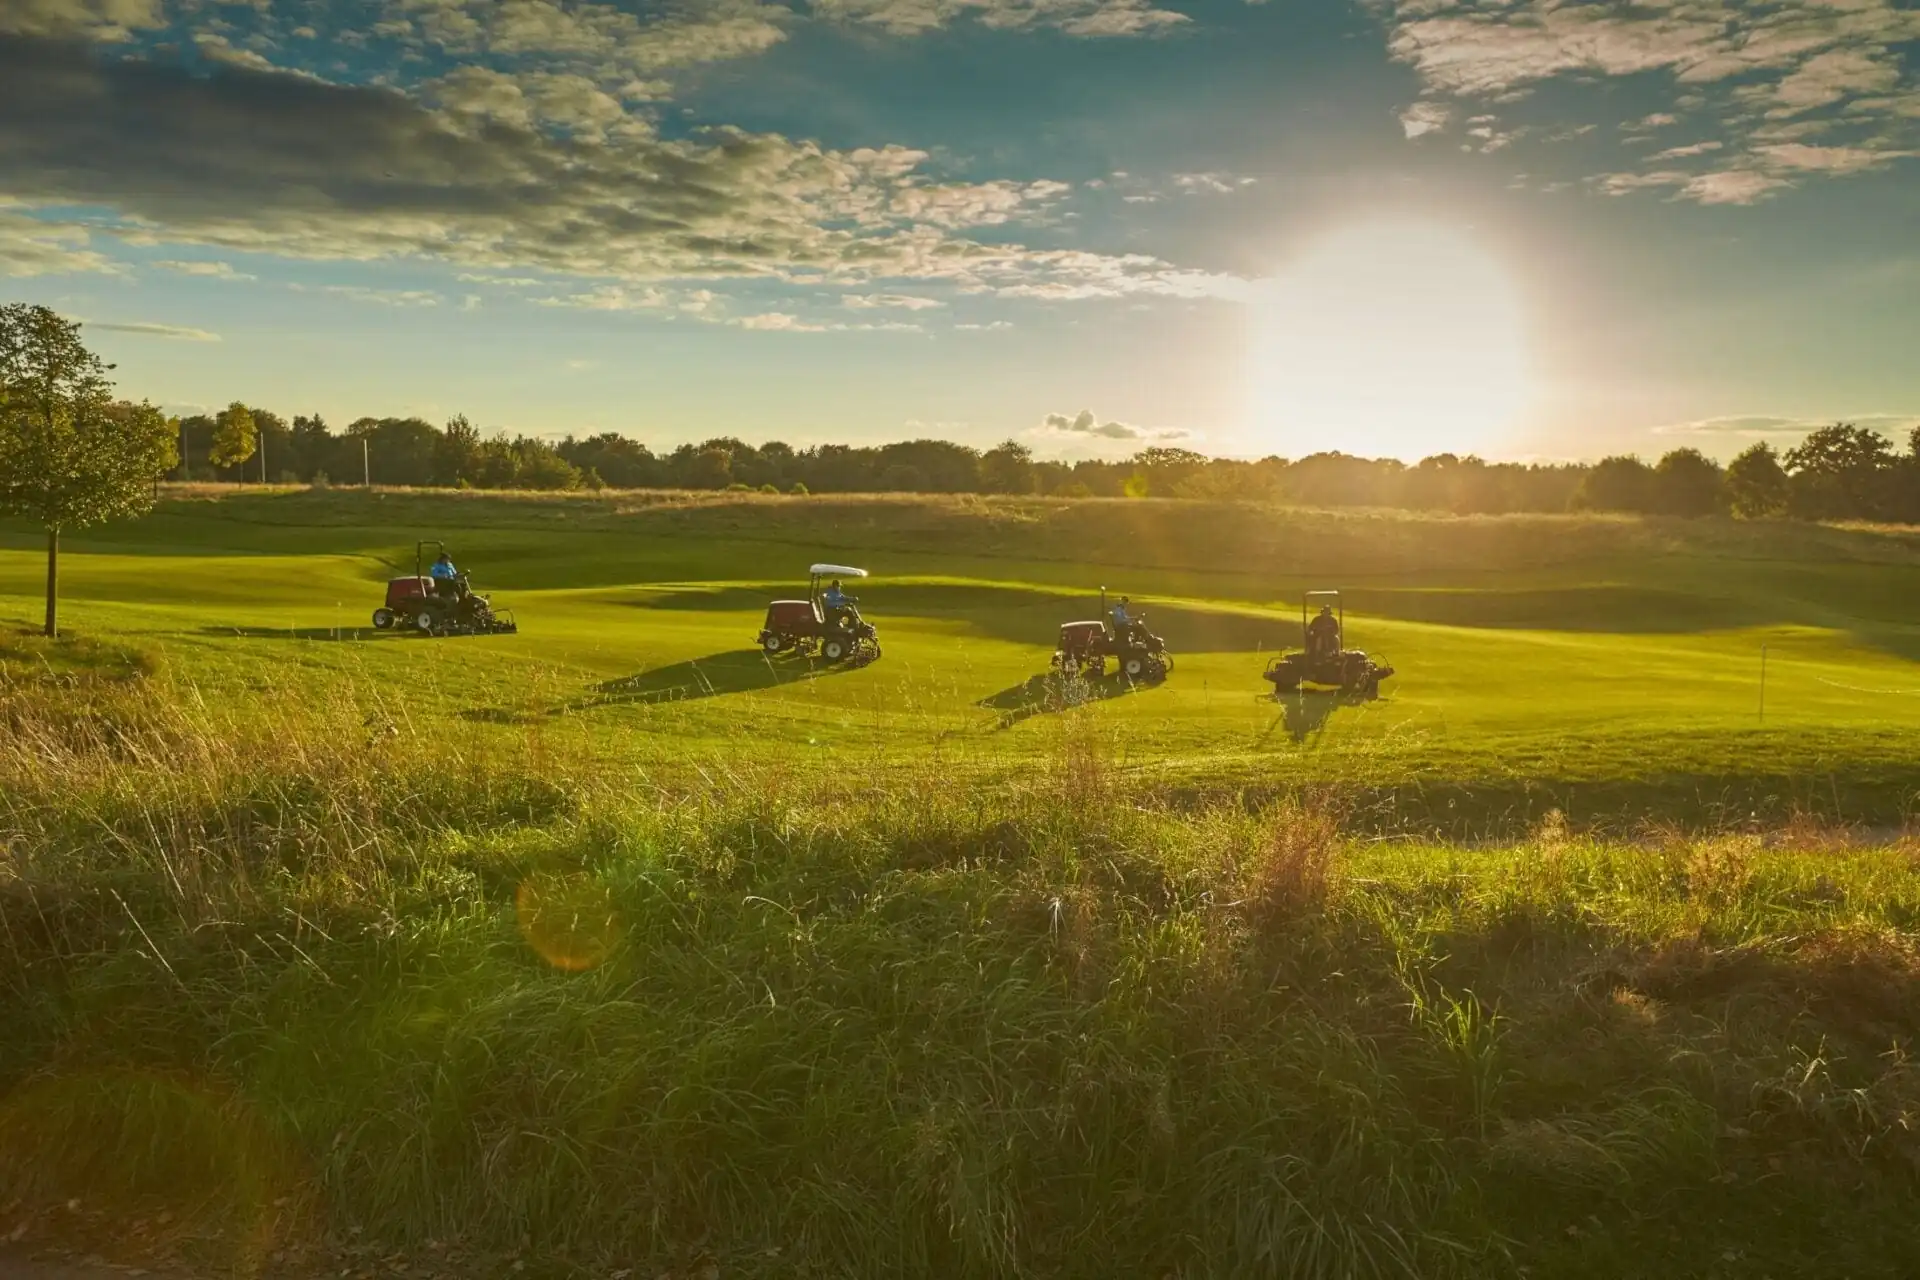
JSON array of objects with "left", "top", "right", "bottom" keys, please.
[{"left": 43, "top": 527, "right": 59, "bottom": 639}]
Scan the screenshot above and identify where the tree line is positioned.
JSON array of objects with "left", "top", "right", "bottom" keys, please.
[
  {"left": 177, "top": 404, "right": 1920, "bottom": 521},
  {"left": 7, "top": 298, "right": 1920, "bottom": 640}
]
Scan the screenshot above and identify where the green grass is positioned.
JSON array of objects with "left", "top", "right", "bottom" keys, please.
[
  {"left": 4, "top": 488, "right": 1920, "bottom": 1277},
  {"left": 5, "top": 486, "right": 1920, "bottom": 827}
]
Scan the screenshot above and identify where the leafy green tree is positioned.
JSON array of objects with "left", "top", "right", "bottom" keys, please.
[
  {"left": 210, "top": 401, "right": 256, "bottom": 472},
  {"left": 0, "top": 304, "right": 176, "bottom": 636},
  {"left": 685, "top": 447, "right": 733, "bottom": 489},
  {"left": 1570, "top": 455, "right": 1655, "bottom": 513},
  {"left": 288, "top": 413, "right": 333, "bottom": 482},
  {"left": 1783, "top": 422, "right": 1894, "bottom": 520},
  {"left": 980, "top": 439, "right": 1036, "bottom": 494},
  {"left": 436, "top": 413, "right": 484, "bottom": 485},
  {"left": 1724, "top": 442, "right": 1790, "bottom": 518},
  {"left": 1652, "top": 448, "right": 1725, "bottom": 517}
]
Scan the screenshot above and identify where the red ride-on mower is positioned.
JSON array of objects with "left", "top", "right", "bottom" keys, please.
[
  {"left": 371, "top": 541, "right": 518, "bottom": 637},
  {"left": 1051, "top": 587, "right": 1173, "bottom": 682},
  {"left": 1263, "top": 590, "right": 1391, "bottom": 698},
  {"left": 756, "top": 563, "right": 880, "bottom": 663}
]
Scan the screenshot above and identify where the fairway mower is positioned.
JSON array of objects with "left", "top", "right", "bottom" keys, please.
[
  {"left": 1263, "top": 590, "right": 1391, "bottom": 697},
  {"left": 370, "top": 541, "right": 519, "bottom": 637},
  {"left": 1051, "top": 587, "right": 1173, "bottom": 682},
  {"left": 757, "top": 563, "right": 880, "bottom": 663}
]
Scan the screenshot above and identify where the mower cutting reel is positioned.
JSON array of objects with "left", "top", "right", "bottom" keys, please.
[{"left": 1263, "top": 589, "right": 1391, "bottom": 698}]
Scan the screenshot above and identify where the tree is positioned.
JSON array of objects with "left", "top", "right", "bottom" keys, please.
[
  {"left": 1724, "top": 442, "right": 1789, "bottom": 518},
  {"left": 210, "top": 401, "right": 257, "bottom": 472},
  {"left": 1783, "top": 422, "right": 1895, "bottom": 520},
  {"left": 0, "top": 305, "right": 176, "bottom": 636},
  {"left": 1652, "top": 448, "right": 1725, "bottom": 517},
  {"left": 980, "top": 439, "right": 1036, "bottom": 494},
  {"left": 685, "top": 447, "right": 733, "bottom": 489},
  {"left": 437, "top": 413, "right": 484, "bottom": 485},
  {"left": 1570, "top": 455, "right": 1655, "bottom": 513}
]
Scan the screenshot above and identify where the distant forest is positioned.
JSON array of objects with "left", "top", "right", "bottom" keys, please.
[{"left": 174, "top": 408, "right": 1920, "bottom": 522}]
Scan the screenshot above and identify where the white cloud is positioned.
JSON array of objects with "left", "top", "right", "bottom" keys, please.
[
  {"left": 87, "top": 320, "right": 221, "bottom": 341},
  {"left": 294, "top": 283, "right": 443, "bottom": 306},
  {"left": 1034, "top": 407, "right": 1189, "bottom": 442},
  {"left": 0, "top": 0, "right": 161, "bottom": 40},
  {"left": 1172, "top": 171, "right": 1256, "bottom": 193},
  {"left": 1380, "top": 0, "right": 1920, "bottom": 202},
  {"left": 810, "top": 0, "right": 1186, "bottom": 39},
  {"left": 1399, "top": 100, "right": 1450, "bottom": 139},
  {"left": 842, "top": 292, "right": 944, "bottom": 309},
  {"left": 0, "top": 209, "right": 122, "bottom": 277},
  {"left": 154, "top": 258, "right": 256, "bottom": 279}
]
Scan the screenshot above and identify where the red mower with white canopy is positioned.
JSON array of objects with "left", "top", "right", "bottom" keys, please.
[{"left": 756, "top": 563, "right": 881, "bottom": 663}]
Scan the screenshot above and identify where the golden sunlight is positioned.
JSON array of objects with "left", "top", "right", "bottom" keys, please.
[{"left": 1247, "top": 220, "right": 1531, "bottom": 460}]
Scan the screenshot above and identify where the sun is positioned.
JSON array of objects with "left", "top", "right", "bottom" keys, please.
[{"left": 1246, "top": 220, "right": 1532, "bottom": 461}]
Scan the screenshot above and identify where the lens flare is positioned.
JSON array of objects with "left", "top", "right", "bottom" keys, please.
[{"left": 515, "top": 871, "right": 621, "bottom": 972}]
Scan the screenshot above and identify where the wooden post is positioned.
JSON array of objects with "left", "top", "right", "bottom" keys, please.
[{"left": 43, "top": 528, "right": 58, "bottom": 638}]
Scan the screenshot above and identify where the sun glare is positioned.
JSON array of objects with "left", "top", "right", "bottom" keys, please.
[{"left": 1247, "top": 221, "right": 1531, "bottom": 461}]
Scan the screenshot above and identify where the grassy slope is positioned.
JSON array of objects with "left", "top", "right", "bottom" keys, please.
[{"left": 3, "top": 487, "right": 1920, "bottom": 826}]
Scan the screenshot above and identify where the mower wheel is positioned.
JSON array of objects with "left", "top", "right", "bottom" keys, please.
[
  {"left": 414, "top": 610, "right": 436, "bottom": 634},
  {"left": 822, "top": 636, "right": 849, "bottom": 663},
  {"left": 762, "top": 635, "right": 784, "bottom": 654},
  {"left": 372, "top": 608, "right": 394, "bottom": 630},
  {"left": 1122, "top": 654, "right": 1147, "bottom": 680}
]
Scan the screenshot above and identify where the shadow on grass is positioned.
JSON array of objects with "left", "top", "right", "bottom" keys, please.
[
  {"left": 1259, "top": 689, "right": 1367, "bottom": 744},
  {"left": 976, "top": 670, "right": 1150, "bottom": 729},
  {"left": 575, "top": 649, "right": 864, "bottom": 709}
]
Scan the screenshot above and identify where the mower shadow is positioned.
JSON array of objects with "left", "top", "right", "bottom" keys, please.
[
  {"left": 977, "top": 670, "right": 1150, "bottom": 730},
  {"left": 572, "top": 648, "right": 861, "bottom": 709},
  {"left": 1262, "top": 689, "right": 1377, "bottom": 744}
]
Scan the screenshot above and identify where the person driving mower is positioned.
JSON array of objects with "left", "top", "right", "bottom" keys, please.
[
  {"left": 822, "top": 578, "right": 860, "bottom": 630},
  {"left": 1110, "top": 595, "right": 1145, "bottom": 646},
  {"left": 429, "top": 551, "right": 461, "bottom": 600},
  {"left": 1306, "top": 604, "right": 1340, "bottom": 660}
]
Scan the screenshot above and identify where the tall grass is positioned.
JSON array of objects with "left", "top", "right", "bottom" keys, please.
[{"left": 3, "top": 639, "right": 1920, "bottom": 1277}]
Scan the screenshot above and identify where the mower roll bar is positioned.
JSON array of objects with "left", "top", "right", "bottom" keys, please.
[
  {"left": 1302, "top": 589, "right": 1343, "bottom": 632},
  {"left": 415, "top": 540, "right": 448, "bottom": 579}
]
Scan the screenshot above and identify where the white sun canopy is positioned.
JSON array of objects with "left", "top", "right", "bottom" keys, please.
[{"left": 810, "top": 564, "right": 869, "bottom": 578}]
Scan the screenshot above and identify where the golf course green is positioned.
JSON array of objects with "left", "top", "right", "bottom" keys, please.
[
  {"left": 6, "top": 487, "right": 1920, "bottom": 1280},
  {"left": 5, "top": 485, "right": 1919, "bottom": 824}
]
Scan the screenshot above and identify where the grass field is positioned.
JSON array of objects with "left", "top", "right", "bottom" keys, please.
[
  {"left": 4, "top": 488, "right": 1920, "bottom": 1278},
  {"left": 6, "top": 486, "right": 1920, "bottom": 826}
]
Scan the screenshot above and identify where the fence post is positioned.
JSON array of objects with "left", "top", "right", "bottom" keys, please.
[{"left": 1758, "top": 644, "right": 1768, "bottom": 724}]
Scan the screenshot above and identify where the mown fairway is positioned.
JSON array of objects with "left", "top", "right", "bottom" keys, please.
[{"left": 5, "top": 486, "right": 1920, "bottom": 823}]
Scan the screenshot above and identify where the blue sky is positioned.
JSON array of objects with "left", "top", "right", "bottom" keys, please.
[{"left": 2, "top": 0, "right": 1916, "bottom": 461}]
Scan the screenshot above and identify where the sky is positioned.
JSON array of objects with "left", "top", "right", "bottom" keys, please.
[{"left": 2, "top": 0, "right": 1916, "bottom": 462}]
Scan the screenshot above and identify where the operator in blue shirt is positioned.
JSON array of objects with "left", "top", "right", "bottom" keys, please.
[
  {"left": 1109, "top": 595, "right": 1135, "bottom": 640},
  {"left": 822, "top": 577, "right": 855, "bottom": 629},
  {"left": 429, "top": 551, "right": 460, "bottom": 599}
]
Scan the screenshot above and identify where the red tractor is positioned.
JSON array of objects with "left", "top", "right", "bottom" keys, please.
[
  {"left": 1051, "top": 588, "right": 1172, "bottom": 682},
  {"left": 1263, "top": 590, "right": 1391, "bottom": 697},
  {"left": 371, "top": 541, "right": 518, "bottom": 636},
  {"left": 756, "top": 564, "right": 880, "bottom": 663}
]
